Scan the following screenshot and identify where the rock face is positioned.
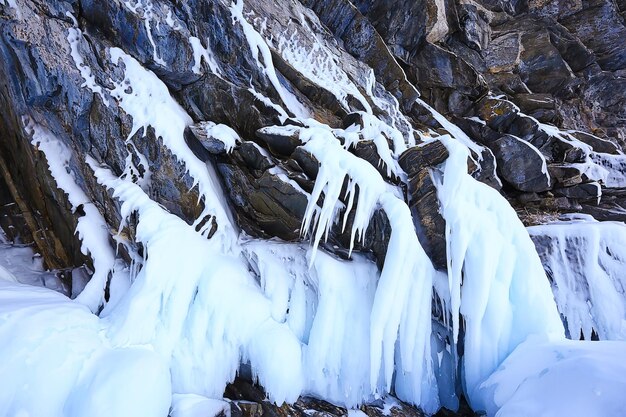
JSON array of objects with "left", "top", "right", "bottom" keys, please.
[
  {"left": 1, "top": 0, "right": 626, "bottom": 415},
  {"left": 399, "top": 140, "right": 449, "bottom": 270}
]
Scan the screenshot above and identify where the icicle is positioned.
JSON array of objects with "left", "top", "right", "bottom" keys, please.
[
  {"left": 284, "top": 124, "right": 441, "bottom": 412},
  {"left": 89, "top": 159, "right": 305, "bottom": 404},
  {"left": 432, "top": 137, "right": 564, "bottom": 408}
]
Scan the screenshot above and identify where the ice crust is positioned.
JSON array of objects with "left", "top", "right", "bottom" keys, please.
[{"left": 0, "top": 280, "right": 171, "bottom": 417}]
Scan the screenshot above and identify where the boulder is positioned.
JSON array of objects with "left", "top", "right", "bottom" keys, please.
[
  {"left": 553, "top": 182, "right": 602, "bottom": 201},
  {"left": 548, "top": 164, "right": 583, "bottom": 187},
  {"left": 216, "top": 142, "right": 308, "bottom": 241},
  {"left": 399, "top": 141, "right": 450, "bottom": 270},
  {"left": 570, "top": 131, "right": 621, "bottom": 155},
  {"left": 406, "top": 168, "right": 448, "bottom": 270},
  {"left": 490, "top": 135, "right": 553, "bottom": 192},
  {"left": 256, "top": 126, "right": 302, "bottom": 157},
  {"left": 398, "top": 140, "right": 450, "bottom": 175},
  {"left": 483, "top": 32, "right": 521, "bottom": 73},
  {"left": 351, "top": 140, "right": 400, "bottom": 183},
  {"left": 476, "top": 97, "right": 519, "bottom": 132}
]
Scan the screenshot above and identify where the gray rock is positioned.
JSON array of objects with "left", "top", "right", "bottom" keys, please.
[
  {"left": 398, "top": 140, "right": 450, "bottom": 175},
  {"left": 548, "top": 164, "right": 583, "bottom": 187},
  {"left": 570, "top": 131, "right": 621, "bottom": 155},
  {"left": 483, "top": 32, "right": 521, "bottom": 73},
  {"left": 491, "top": 134, "right": 553, "bottom": 192},
  {"left": 553, "top": 182, "right": 602, "bottom": 201},
  {"left": 256, "top": 127, "right": 302, "bottom": 157}
]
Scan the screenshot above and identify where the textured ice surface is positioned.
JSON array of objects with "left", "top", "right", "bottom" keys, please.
[
  {"left": 26, "top": 119, "right": 118, "bottom": 312},
  {"left": 529, "top": 217, "right": 626, "bottom": 340},
  {"left": 433, "top": 137, "right": 564, "bottom": 407}
]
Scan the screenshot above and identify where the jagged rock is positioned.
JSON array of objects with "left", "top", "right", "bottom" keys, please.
[
  {"left": 560, "top": 1, "right": 626, "bottom": 71},
  {"left": 352, "top": 0, "right": 450, "bottom": 58},
  {"left": 351, "top": 141, "right": 399, "bottom": 183},
  {"left": 184, "top": 124, "right": 233, "bottom": 157},
  {"left": 490, "top": 134, "right": 553, "bottom": 192},
  {"left": 225, "top": 377, "right": 478, "bottom": 417},
  {"left": 406, "top": 168, "right": 448, "bottom": 270},
  {"left": 410, "top": 43, "right": 488, "bottom": 115},
  {"left": 256, "top": 127, "right": 303, "bottom": 157},
  {"left": 513, "top": 93, "right": 555, "bottom": 113},
  {"left": 548, "top": 164, "right": 583, "bottom": 187},
  {"left": 476, "top": 97, "right": 519, "bottom": 132},
  {"left": 217, "top": 143, "right": 308, "bottom": 241},
  {"left": 471, "top": 147, "right": 503, "bottom": 190},
  {"left": 458, "top": 2, "right": 492, "bottom": 51},
  {"left": 517, "top": 192, "right": 542, "bottom": 204},
  {"left": 299, "top": 0, "right": 421, "bottom": 112},
  {"left": 292, "top": 147, "right": 320, "bottom": 180},
  {"left": 553, "top": 182, "right": 601, "bottom": 201},
  {"left": 399, "top": 142, "right": 449, "bottom": 270},
  {"left": 519, "top": 29, "right": 575, "bottom": 94},
  {"left": 484, "top": 32, "right": 521, "bottom": 73},
  {"left": 580, "top": 188, "right": 626, "bottom": 222},
  {"left": 563, "top": 146, "right": 586, "bottom": 163},
  {"left": 507, "top": 114, "right": 541, "bottom": 141},
  {"left": 528, "top": 0, "right": 582, "bottom": 18},
  {"left": 523, "top": 195, "right": 582, "bottom": 212},
  {"left": 570, "top": 131, "right": 621, "bottom": 155},
  {"left": 398, "top": 140, "right": 450, "bottom": 175},
  {"left": 238, "top": 142, "right": 275, "bottom": 173}
]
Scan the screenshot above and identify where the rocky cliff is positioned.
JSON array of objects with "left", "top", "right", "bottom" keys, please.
[{"left": 1, "top": 0, "right": 626, "bottom": 416}]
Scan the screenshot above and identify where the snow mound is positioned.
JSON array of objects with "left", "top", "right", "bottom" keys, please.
[
  {"left": 0, "top": 280, "right": 171, "bottom": 417},
  {"left": 476, "top": 336, "right": 626, "bottom": 417}
]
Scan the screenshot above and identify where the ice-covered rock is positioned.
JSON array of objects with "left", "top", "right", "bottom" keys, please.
[
  {"left": 1, "top": 0, "right": 626, "bottom": 416},
  {"left": 529, "top": 217, "right": 626, "bottom": 340}
]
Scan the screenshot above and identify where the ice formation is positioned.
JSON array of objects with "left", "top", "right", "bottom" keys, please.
[
  {"left": 525, "top": 113, "right": 626, "bottom": 188},
  {"left": 0, "top": 230, "right": 71, "bottom": 293},
  {"left": 108, "top": 47, "right": 236, "bottom": 241},
  {"left": 189, "top": 36, "right": 222, "bottom": 76},
  {"left": 26, "top": 119, "right": 118, "bottom": 313},
  {"left": 529, "top": 217, "right": 626, "bottom": 340},
  {"left": 230, "top": 0, "right": 310, "bottom": 119},
  {"left": 275, "top": 23, "right": 373, "bottom": 114},
  {"left": 66, "top": 17, "right": 109, "bottom": 106},
  {"left": 432, "top": 137, "right": 564, "bottom": 407},
  {"left": 0, "top": 280, "right": 171, "bottom": 417},
  {"left": 123, "top": 0, "right": 166, "bottom": 66},
  {"left": 89, "top": 162, "right": 302, "bottom": 404}
]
